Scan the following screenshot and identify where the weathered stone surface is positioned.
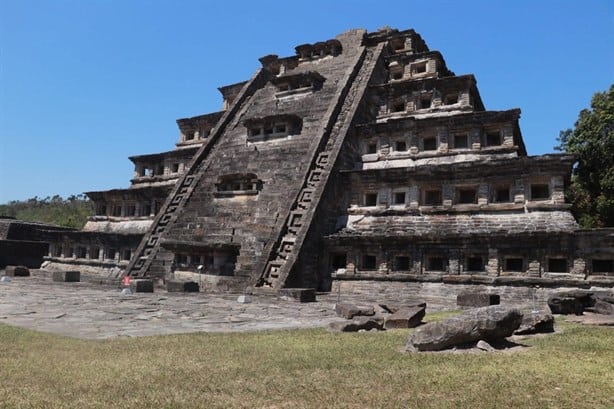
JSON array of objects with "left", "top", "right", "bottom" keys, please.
[
  {"left": 130, "top": 279, "right": 154, "bottom": 293},
  {"left": 328, "top": 316, "right": 384, "bottom": 332},
  {"left": 560, "top": 290, "right": 595, "bottom": 308},
  {"left": 457, "top": 291, "right": 500, "bottom": 308},
  {"left": 166, "top": 280, "right": 199, "bottom": 292},
  {"left": 335, "top": 303, "right": 375, "bottom": 319},
  {"left": 5, "top": 265, "right": 30, "bottom": 277},
  {"left": 384, "top": 306, "right": 425, "bottom": 329},
  {"left": 406, "top": 306, "right": 522, "bottom": 352},
  {"left": 548, "top": 290, "right": 595, "bottom": 315},
  {"left": 593, "top": 295, "right": 614, "bottom": 315},
  {"left": 280, "top": 288, "right": 316, "bottom": 303},
  {"left": 378, "top": 301, "right": 427, "bottom": 314},
  {"left": 52, "top": 271, "right": 81, "bottom": 282},
  {"left": 548, "top": 290, "right": 614, "bottom": 315},
  {"left": 548, "top": 294, "right": 584, "bottom": 315},
  {"left": 514, "top": 311, "right": 555, "bottom": 335}
]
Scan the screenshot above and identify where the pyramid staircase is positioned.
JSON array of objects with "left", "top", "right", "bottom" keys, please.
[{"left": 258, "top": 43, "right": 385, "bottom": 289}]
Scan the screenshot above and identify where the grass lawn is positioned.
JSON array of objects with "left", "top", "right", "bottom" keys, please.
[{"left": 0, "top": 314, "right": 612, "bottom": 409}]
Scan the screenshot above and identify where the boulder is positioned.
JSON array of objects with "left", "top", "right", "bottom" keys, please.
[
  {"left": 514, "top": 311, "right": 555, "bottom": 335},
  {"left": 564, "top": 290, "right": 595, "bottom": 308},
  {"left": 548, "top": 294, "right": 584, "bottom": 315},
  {"left": 166, "top": 280, "right": 199, "bottom": 292},
  {"left": 456, "top": 291, "right": 500, "bottom": 308},
  {"left": 130, "top": 279, "right": 154, "bottom": 293},
  {"left": 280, "top": 288, "right": 316, "bottom": 303},
  {"left": 52, "top": 270, "right": 81, "bottom": 282},
  {"left": 406, "top": 306, "right": 522, "bottom": 352},
  {"left": 4, "top": 265, "right": 30, "bottom": 277},
  {"left": 328, "top": 317, "right": 384, "bottom": 332},
  {"left": 334, "top": 303, "right": 375, "bottom": 319},
  {"left": 384, "top": 306, "right": 426, "bottom": 329},
  {"left": 593, "top": 295, "right": 614, "bottom": 315}
]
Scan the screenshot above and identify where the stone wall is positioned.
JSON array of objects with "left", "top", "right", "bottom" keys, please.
[{"left": 332, "top": 278, "right": 612, "bottom": 311}]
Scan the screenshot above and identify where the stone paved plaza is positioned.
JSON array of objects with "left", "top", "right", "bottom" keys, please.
[
  {"left": 0, "top": 272, "right": 348, "bottom": 339},
  {"left": 2, "top": 271, "right": 611, "bottom": 340}
]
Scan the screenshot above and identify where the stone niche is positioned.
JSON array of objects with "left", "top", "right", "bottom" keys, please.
[
  {"left": 295, "top": 39, "right": 342, "bottom": 61},
  {"left": 271, "top": 71, "right": 325, "bottom": 97},
  {"left": 163, "top": 240, "right": 240, "bottom": 278},
  {"left": 244, "top": 114, "right": 303, "bottom": 142},
  {"left": 214, "top": 173, "right": 262, "bottom": 197}
]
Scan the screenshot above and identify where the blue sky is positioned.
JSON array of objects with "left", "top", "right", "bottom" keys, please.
[{"left": 1, "top": 0, "right": 612, "bottom": 203}]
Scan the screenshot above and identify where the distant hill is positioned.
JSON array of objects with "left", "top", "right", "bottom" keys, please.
[{"left": 0, "top": 195, "right": 92, "bottom": 229}]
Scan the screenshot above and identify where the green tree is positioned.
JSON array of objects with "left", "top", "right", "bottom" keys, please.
[
  {"left": 556, "top": 84, "right": 614, "bottom": 227},
  {"left": 0, "top": 195, "right": 92, "bottom": 229}
]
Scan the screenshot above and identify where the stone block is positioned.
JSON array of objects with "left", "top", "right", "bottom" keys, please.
[
  {"left": 547, "top": 295, "right": 583, "bottom": 315},
  {"left": 130, "top": 279, "right": 154, "bottom": 293},
  {"left": 593, "top": 295, "right": 614, "bottom": 315},
  {"left": 335, "top": 303, "right": 375, "bottom": 319},
  {"left": 385, "top": 306, "right": 425, "bottom": 329},
  {"left": 560, "top": 290, "right": 594, "bottom": 308},
  {"left": 4, "top": 265, "right": 30, "bottom": 277},
  {"left": 52, "top": 270, "right": 81, "bottom": 282},
  {"left": 514, "top": 311, "right": 555, "bottom": 335},
  {"left": 280, "top": 288, "right": 316, "bottom": 303},
  {"left": 166, "top": 280, "right": 199, "bottom": 292},
  {"left": 407, "top": 306, "right": 522, "bottom": 352},
  {"left": 457, "top": 291, "right": 500, "bottom": 308}
]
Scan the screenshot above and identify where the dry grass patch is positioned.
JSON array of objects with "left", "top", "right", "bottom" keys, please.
[{"left": 0, "top": 317, "right": 612, "bottom": 408}]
